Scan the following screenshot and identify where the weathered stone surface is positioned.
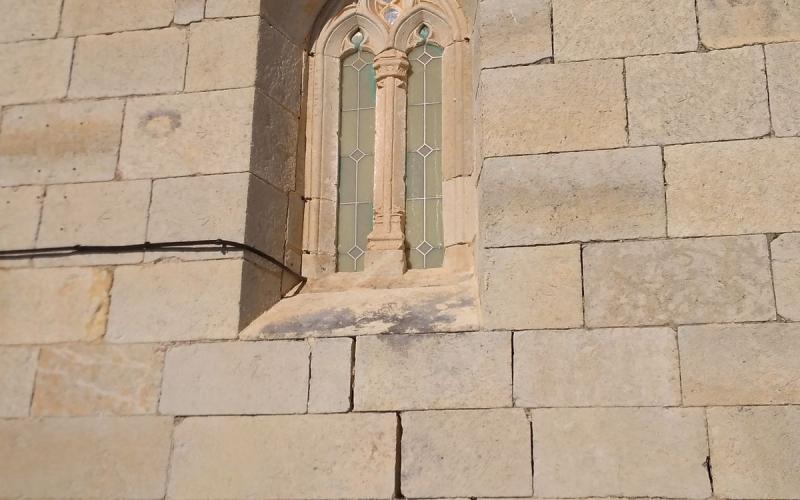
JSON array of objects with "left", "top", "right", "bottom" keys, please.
[
  {"left": 482, "top": 245, "right": 583, "bottom": 331},
  {"left": 186, "top": 17, "right": 260, "bottom": 92},
  {"left": 70, "top": 28, "right": 188, "bottom": 98},
  {"left": 174, "top": 0, "right": 206, "bottom": 24},
  {"left": 0, "top": 347, "right": 37, "bottom": 417},
  {"left": 168, "top": 414, "right": 396, "bottom": 499},
  {"left": 106, "top": 260, "right": 245, "bottom": 343},
  {"left": 251, "top": 88, "right": 300, "bottom": 191},
  {"left": 772, "top": 233, "right": 800, "bottom": 321},
  {"left": 256, "top": 24, "right": 305, "bottom": 114},
  {"left": 533, "top": 408, "right": 710, "bottom": 498},
  {"left": 766, "top": 42, "right": 800, "bottom": 137},
  {"left": 697, "top": 0, "right": 800, "bottom": 49},
  {"left": 206, "top": 0, "right": 260, "bottom": 17},
  {"left": 665, "top": 138, "right": 800, "bottom": 236},
  {"left": 401, "top": 409, "right": 532, "bottom": 498},
  {"left": 354, "top": 332, "right": 511, "bottom": 411},
  {"left": 61, "top": 0, "right": 174, "bottom": 36},
  {"left": 481, "top": 147, "right": 666, "bottom": 247},
  {"left": 514, "top": 328, "right": 680, "bottom": 407},
  {"left": 478, "top": 0, "right": 551, "bottom": 68},
  {"left": 679, "top": 323, "right": 800, "bottom": 405},
  {"left": 308, "top": 337, "right": 352, "bottom": 413},
  {"left": 481, "top": 61, "right": 626, "bottom": 157},
  {"left": 0, "top": 267, "right": 112, "bottom": 344},
  {"left": 0, "top": 99, "right": 124, "bottom": 186},
  {"left": 627, "top": 47, "right": 770, "bottom": 145},
  {"left": 0, "top": 0, "right": 61, "bottom": 43},
  {"left": 0, "top": 186, "right": 42, "bottom": 251},
  {"left": 120, "top": 88, "right": 255, "bottom": 179},
  {"left": 708, "top": 406, "right": 800, "bottom": 499},
  {"left": 0, "top": 417, "right": 172, "bottom": 499},
  {"left": 554, "top": 0, "right": 697, "bottom": 61},
  {"left": 0, "top": 39, "right": 73, "bottom": 106},
  {"left": 160, "top": 341, "right": 309, "bottom": 415},
  {"left": 584, "top": 236, "right": 775, "bottom": 327}
]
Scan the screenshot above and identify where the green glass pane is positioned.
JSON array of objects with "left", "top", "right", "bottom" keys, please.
[
  {"left": 405, "top": 199, "right": 424, "bottom": 249},
  {"left": 340, "top": 110, "right": 357, "bottom": 155},
  {"left": 356, "top": 155, "right": 374, "bottom": 202},
  {"left": 424, "top": 103, "right": 442, "bottom": 148},
  {"left": 407, "top": 247, "right": 425, "bottom": 269},
  {"left": 341, "top": 65, "right": 358, "bottom": 111},
  {"left": 425, "top": 150, "right": 442, "bottom": 198},
  {"left": 405, "top": 152, "right": 424, "bottom": 199},
  {"left": 407, "top": 105, "right": 424, "bottom": 151},
  {"left": 337, "top": 252, "right": 355, "bottom": 273},
  {"left": 337, "top": 204, "right": 356, "bottom": 254},
  {"left": 425, "top": 247, "right": 444, "bottom": 268},
  {"left": 407, "top": 58, "right": 424, "bottom": 106},
  {"left": 338, "top": 157, "right": 357, "bottom": 204},
  {"left": 356, "top": 202, "right": 373, "bottom": 250},
  {"left": 358, "top": 53, "right": 377, "bottom": 107},
  {"left": 425, "top": 198, "right": 443, "bottom": 245},
  {"left": 358, "top": 108, "right": 375, "bottom": 153},
  {"left": 425, "top": 55, "right": 443, "bottom": 104}
]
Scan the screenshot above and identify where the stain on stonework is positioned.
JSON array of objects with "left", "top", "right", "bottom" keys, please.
[{"left": 140, "top": 110, "right": 181, "bottom": 138}]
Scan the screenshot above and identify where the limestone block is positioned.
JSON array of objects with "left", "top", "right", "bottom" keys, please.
[
  {"left": 61, "top": 0, "right": 174, "bottom": 36},
  {"left": 206, "top": 0, "right": 260, "bottom": 17},
  {"left": 0, "top": 267, "right": 112, "bottom": 344},
  {"left": 175, "top": 0, "right": 206, "bottom": 24},
  {"left": 481, "top": 147, "right": 666, "bottom": 247},
  {"left": 627, "top": 47, "right": 770, "bottom": 145},
  {"left": 584, "top": 236, "right": 775, "bottom": 327},
  {"left": 0, "top": 39, "right": 73, "bottom": 106},
  {"left": 482, "top": 245, "right": 583, "bottom": 331},
  {"left": 354, "top": 332, "right": 511, "bottom": 411},
  {"left": 0, "top": 0, "right": 61, "bottom": 43},
  {"left": 533, "top": 407, "right": 710, "bottom": 498},
  {"left": 0, "top": 99, "right": 123, "bottom": 186},
  {"left": 308, "top": 337, "right": 352, "bottom": 413},
  {"left": 679, "top": 323, "right": 800, "bottom": 405},
  {"left": 708, "top": 406, "right": 800, "bottom": 499},
  {"left": 251, "top": 88, "right": 300, "bottom": 191},
  {"left": 259, "top": 0, "right": 324, "bottom": 45},
  {"left": 772, "top": 233, "right": 800, "bottom": 321},
  {"left": 256, "top": 24, "right": 305, "bottom": 114},
  {"left": 0, "top": 186, "right": 42, "bottom": 251},
  {"left": 70, "top": 28, "right": 188, "bottom": 98},
  {"left": 0, "top": 417, "right": 172, "bottom": 499},
  {"left": 120, "top": 88, "right": 255, "bottom": 179},
  {"left": 514, "top": 328, "right": 680, "bottom": 407},
  {"left": 401, "top": 409, "right": 532, "bottom": 498},
  {"left": 160, "top": 341, "right": 309, "bottom": 415},
  {"left": 0, "top": 347, "right": 37, "bottom": 417},
  {"left": 168, "top": 414, "right": 396, "bottom": 499},
  {"left": 478, "top": 0, "right": 551, "bottom": 68},
  {"left": 766, "top": 42, "right": 800, "bottom": 137},
  {"left": 665, "top": 138, "right": 800, "bottom": 236},
  {"left": 697, "top": 0, "right": 800, "bottom": 49},
  {"left": 186, "top": 17, "right": 260, "bottom": 92},
  {"left": 31, "top": 344, "right": 164, "bottom": 416},
  {"left": 106, "top": 260, "right": 246, "bottom": 343},
  {"left": 481, "top": 60, "right": 626, "bottom": 157}
]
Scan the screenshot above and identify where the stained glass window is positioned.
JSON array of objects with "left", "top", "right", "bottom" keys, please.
[{"left": 337, "top": 33, "right": 377, "bottom": 272}]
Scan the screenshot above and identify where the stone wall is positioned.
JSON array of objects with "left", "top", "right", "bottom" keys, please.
[{"left": 0, "top": 0, "right": 799, "bottom": 499}]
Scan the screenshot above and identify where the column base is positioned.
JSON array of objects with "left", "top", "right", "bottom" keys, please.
[{"left": 365, "top": 248, "right": 406, "bottom": 277}]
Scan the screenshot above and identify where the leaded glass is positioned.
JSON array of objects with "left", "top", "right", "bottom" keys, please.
[
  {"left": 405, "top": 39, "right": 444, "bottom": 269},
  {"left": 337, "top": 40, "right": 376, "bottom": 272}
]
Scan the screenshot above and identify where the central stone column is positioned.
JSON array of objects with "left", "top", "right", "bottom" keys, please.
[{"left": 366, "top": 48, "right": 410, "bottom": 276}]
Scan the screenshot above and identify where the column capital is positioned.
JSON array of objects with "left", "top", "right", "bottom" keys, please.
[{"left": 374, "top": 48, "right": 410, "bottom": 82}]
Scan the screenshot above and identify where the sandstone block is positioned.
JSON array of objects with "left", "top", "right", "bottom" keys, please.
[
  {"left": 168, "top": 414, "right": 396, "bottom": 499},
  {"left": 251, "top": 88, "right": 300, "bottom": 191},
  {"left": 186, "top": 17, "right": 260, "bottom": 92},
  {"left": 354, "top": 332, "right": 511, "bottom": 411},
  {"left": 708, "top": 406, "right": 800, "bottom": 499},
  {"left": 627, "top": 47, "right": 770, "bottom": 145},
  {"left": 70, "top": 28, "right": 188, "bottom": 98},
  {"left": 766, "top": 42, "right": 800, "bottom": 137},
  {"left": 31, "top": 344, "right": 164, "bottom": 416},
  {"left": 0, "top": 347, "right": 37, "bottom": 417},
  {"left": 120, "top": 88, "right": 255, "bottom": 179},
  {"left": 401, "top": 409, "right": 532, "bottom": 498},
  {"left": 584, "top": 236, "right": 775, "bottom": 327},
  {"left": 0, "top": 99, "right": 124, "bottom": 186},
  {"left": 481, "top": 60, "right": 626, "bottom": 157},
  {"left": 0, "top": 417, "right": 172, "bottom": 499},
  {"left": 697, "top": 0, "right": 800, "bottom": 49},
  {"left": 206, "top": 0, "right": 260, "bottom": 18},
  {"left": 665, "top": 138, "right": 800, "bottom": 236},
  {"left": 481, "top": 147, "right": 666, "bottom": 247},
  {"left": 679, "top": 323, "right": 800, "bottom": 405},
  {"left": 514, "top": 328, "right": 680, "bottom": 407},
  {"left": 160, "top": 341, "right": 309, "bottom": 415},
  {"left": 61, "top": 0, "right": 174, "bottom": 36},
  {"left": 554, "top": 0, "right": 697, "bottom": 61},
  {"left": 533, "top": 407, "right": 710, "bottom": 498},
  {"left": 772, "top": 233, "right": 800, "bottom": 321},
  {"left": 308, "top": 337, "right": 353, "bottom": 413},
  {"left": 0, "top": 39, "right": 73, "bottom": 106},
  {"left": 0, "top": 0, "right": 61, "bottom": 43},
  {"left": 0, "top": 267, "right": 112, "bottom": 344},
  {"left": 175, "top": 0, "right": 206, "bottom": 24},
  {"left": 106, "top": 260, "right": 247, "bottom": 343},
  {"left": 256, "top": 24, "right": 305, "bottom": 114},
  {"left": 482, "top": 245, "right": 583, "bottom": 331},
  {"left": 478, "top": 0, "right": 551, "bottom": 68},
  {"left": 0, "top": 186, "right": 42, "bottom": 251}
]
